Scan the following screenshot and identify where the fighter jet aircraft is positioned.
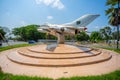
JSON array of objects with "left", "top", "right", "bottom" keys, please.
[{"left": 38, "top": 14, "right": 100, "bottom": 37}]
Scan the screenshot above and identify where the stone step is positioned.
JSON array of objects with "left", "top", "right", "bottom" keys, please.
[
  {"left": 18, "top": 48, "right": 101, "bottom": 59},
  {"left": 7, "top": 51, "right": 112, "bottom": 67},
  {"left": 26, "top": 45, "right": 93, "bottom": 54}
]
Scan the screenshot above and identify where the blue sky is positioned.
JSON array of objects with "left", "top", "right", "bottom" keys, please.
[{"left": 0, "top": 0, "right": 110, "bottom": 31}]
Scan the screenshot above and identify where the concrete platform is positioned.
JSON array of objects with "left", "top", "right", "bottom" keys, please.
[
  {"left": 0, "top": 44, "right": 120, "bottom": 79},
  {"left": 7, "top": 51, "right": 111, "bottom": 67},
  {"left": 27, "top": 44, "right": 92, "bottom": 54},
  {"left": 18, "top": 48, "right": 101, "bottom": 59}
]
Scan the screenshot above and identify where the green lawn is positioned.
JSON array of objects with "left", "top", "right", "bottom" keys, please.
[
  {"left": 0, "top": 71, "right": 52, "bottom": 80},
  {"left": 0, "top": 44, "right": 35, "bottom": 52},
  {"left": 0, "top": 43, "right": 120, "bottom": 80},
  {"left": 0, "top": 70, "right": 120, "bottom": 80},
  {"left": 103, "top": 48, "right": 120, "bottom": 54},
  {"left": 58, "top": 70, "right": 120, "bottom": 80}
]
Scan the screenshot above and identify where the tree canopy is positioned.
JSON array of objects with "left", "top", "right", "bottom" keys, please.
[
  {"left": 90, "top": 31, "right": 102, "bottom": 42},
  {"left": 105, "top": 0, "right": 120, "bottom": 26},
  {"left": 0, "top": 26, "right": 6, "bottom": 40},
  {"left": 12, "top": 25, "right": 46, "bottom": 41},
  {"left": 75, "top": 31, "right": 89, "bottom": 41},
  {"left": 99, "top": 26, "right": 112, "bottom": 40}
]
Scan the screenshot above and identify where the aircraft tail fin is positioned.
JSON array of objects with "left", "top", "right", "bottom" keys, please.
[{"left": 64, "top": 14, "right": 100, "bottom": 27}]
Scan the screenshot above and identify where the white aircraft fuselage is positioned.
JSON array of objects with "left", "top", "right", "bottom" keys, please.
[{"left": 38, "top": 14, "right": 100, "bottom": 43}]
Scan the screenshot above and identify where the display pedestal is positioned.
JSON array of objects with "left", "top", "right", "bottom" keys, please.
[{"left": 57, "top": 33, "right": 65, "bottom": 44}]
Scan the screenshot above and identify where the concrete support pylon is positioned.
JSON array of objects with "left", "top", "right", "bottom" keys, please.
[{"left": 57, "top": 33, "right": 65, "bottom": 44}]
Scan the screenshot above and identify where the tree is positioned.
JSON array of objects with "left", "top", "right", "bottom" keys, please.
[
  {"left": 46, "top": 33, "right": 57, "bottom": 40},
  {"left": 90, "top": 31, "right": 102, "bottom": 42},
  {"left": 112, "top": 31, "right": 120, "bottom": 39},
  {"left": 0, "top": 27, "right": 6, "bottom": 40},
  {"left": 65, "top": 35, "right": 73, "bottom": 40},
  {"left": 12, "top": 24, "right": 46, "bottom": 41},
  {"left": 106, "top": 0, "right": 120, "bottom": 26},
  {"left": 106, "top": 0, "right": 120, "bottom": 48},
  {"left": 75, "top": 32, "right": 89, "bottom": 41},
  {"left": 99, "top": 26, "right": 112, "bottom": 40}
]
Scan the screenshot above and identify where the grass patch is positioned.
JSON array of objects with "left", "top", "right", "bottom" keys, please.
[
  {"left": 0, "top": 70, "right": 120, "bottom": 80},
  {"left": 91, "top": 43, "right": 120, "bottom": 54},
  {"left": 57, "top": 70, "right": 120, "bottom": 80},
  {"left": 103, "top": 48, "right": 120, "bottom": 54},
  {"left": 0, "top": 44, "right": 35, "bottom": 52},
  {"left": 0, "top": 71, "right": 52, "bottom": 80}
]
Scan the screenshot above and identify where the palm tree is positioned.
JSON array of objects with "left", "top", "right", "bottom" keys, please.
[
  {"left": 106, "top": 0, "right": 120, "bottom": 26},
  {"left": 105, "top": 0, "right": 120, "bottom": 49}
]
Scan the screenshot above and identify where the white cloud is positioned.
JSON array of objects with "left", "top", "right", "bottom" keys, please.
[
  {"left": 52, "top": 0, "right": 64, "bottom": 10},
  {"left": 35, "top": 0, "right": 64, "bottom": 10},
  {"left": 47, "top": 16, "right": 53, "bottom": 20}
]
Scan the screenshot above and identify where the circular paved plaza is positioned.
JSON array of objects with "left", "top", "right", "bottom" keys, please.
[{"left": 0, "top": 44, "right": 120, "bottom": 79}]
